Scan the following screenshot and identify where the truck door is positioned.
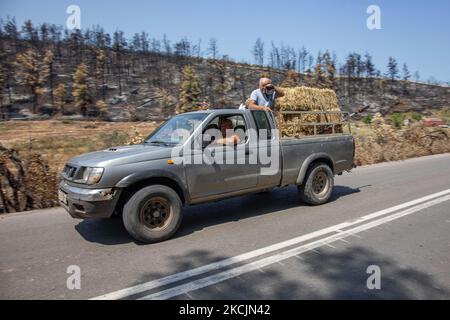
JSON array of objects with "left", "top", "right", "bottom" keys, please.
[{"left": 185, "top": 113, "right": 258, "bottom": 200}]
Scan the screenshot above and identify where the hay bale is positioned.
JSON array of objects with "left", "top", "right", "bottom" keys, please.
[
  {"left": 275, "top": 86, "right": 342, "bottom": 137},
  {"left": 276, "top": 86, "right": 339, "bottom": 112}
]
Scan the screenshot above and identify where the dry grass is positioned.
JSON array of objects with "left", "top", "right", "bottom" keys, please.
[
  {"left": 0, "top": 120, "right": 159, "bottom": 213},
  {"left": 0, "top": 121, "right": 158, "bottom": 172},
  {"left": 354, "top": 113, "right": 450, "bottom": 165}
]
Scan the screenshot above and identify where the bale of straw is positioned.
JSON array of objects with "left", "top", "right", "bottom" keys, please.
[
  {"left": 275, "top": 86, "right": 342, "bottom": 137},
  {"left": 276, "top": 86, "right": 339, "bottom": 112}
]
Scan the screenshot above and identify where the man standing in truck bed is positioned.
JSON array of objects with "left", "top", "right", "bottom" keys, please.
[{"left": 247, "top": 77, "right": 285, "bottom": 111}]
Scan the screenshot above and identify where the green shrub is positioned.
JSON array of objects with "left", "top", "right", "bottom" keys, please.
[
  {"left": 390, "top": 112, "right": 405, "bottom": 129},
  {"left": 363, "top": 114, "right": 373, "bottom": 125},
  {"left": 411, "top": 113, "right": 422, "bottom": 121}
]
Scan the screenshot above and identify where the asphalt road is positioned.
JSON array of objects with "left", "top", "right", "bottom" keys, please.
[{"left": 1, "top": 154, "right": 449, "bottom": 300}]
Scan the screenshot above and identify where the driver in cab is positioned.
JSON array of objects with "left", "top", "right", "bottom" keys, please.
[{"left": 215, "top": 117, "right": 241, "bottom": 145}]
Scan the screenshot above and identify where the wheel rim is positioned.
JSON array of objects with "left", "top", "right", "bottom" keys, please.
[
  {"left": 139, "top": 197, "right": 172, "bottom": 230},
  {"left": 312, "top": 170, "right": 329, "bottom": 197}
]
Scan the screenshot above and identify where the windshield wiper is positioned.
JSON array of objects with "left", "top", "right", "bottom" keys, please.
[{"left": 146, "top": 140, "right": 172, "bottom": 146}]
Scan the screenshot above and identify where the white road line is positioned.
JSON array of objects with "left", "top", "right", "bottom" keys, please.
[
  {"left": 185, "top": 292, "right": 193, "bottom": 300},
  {"left": 140, "top": 194, "right": 450, "bottom": 300},
  {"left": 91, "top": 189, "right": 450, "bottom": 300}
]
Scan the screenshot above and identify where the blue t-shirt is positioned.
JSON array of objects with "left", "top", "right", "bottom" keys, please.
[{"left": 250, "top": 89, "right": 277, "bottom": 110}]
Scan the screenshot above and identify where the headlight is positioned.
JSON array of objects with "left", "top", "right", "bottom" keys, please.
[{"left": 75, "top": 167, "right": 104, "bottom": 185}]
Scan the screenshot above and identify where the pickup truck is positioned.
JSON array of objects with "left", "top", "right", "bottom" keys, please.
[{"left": 59, "top": 109, "right": 355, "bottom": 243}]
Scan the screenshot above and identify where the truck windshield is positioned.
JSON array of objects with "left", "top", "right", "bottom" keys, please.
[{"left": 145, "top": 113, "right": 207, "bottom": 146}]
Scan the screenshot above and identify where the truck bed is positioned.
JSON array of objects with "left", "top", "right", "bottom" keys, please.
[{"left": 280, "top": 134, "right": 354, "bottom": 186}]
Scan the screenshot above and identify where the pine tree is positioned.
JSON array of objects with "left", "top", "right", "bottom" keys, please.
[
  {"left": 384, "top": 56, "right": 399, "bottom": 93},
  {"left": 386, "top": 57, "right": 399, "bottom": 81},
  {"left": 72, "top": 63, "right": 91, "bottom": 116},
  {"left": 141, "top": 32, "right": 150, "bottom": 53},
  {"left": 313, "top": 63, "right": 326, "bottom": 88},
  {"left": 40, "top": 23, "right": 50, "bottom": 44},
  {"left": 211, "top": 61, "right": 233, "bottom": 108},
  {"left": 0, "top": 62, "right": 6, "bottom": 120},
  {"left": 252, "top": 38, "right": 264, "bottom": 66},
  {"left": 281, "top": 70, "right": 299, "bottom": 88},
  {"left": 68, "top": 29, "right": 84, "bottom": 66},
  {"left": 162, "top": 34, "right": 172, "bottom": 55},
  {"left": 307, "top": 55, "right": 314, "bottom": 74},
  {"left": 131, "top": 33, "right": 142, "bottom": 51},
  {"left": 322, "top": 52, "right": 336, "bottom": 89},
  {"left": 4, "top": 17, "right": 20, "bottom": 52},
  {"left": 401, "top": 63, "right": 411, "bottom": 94},
  {"left": 342, "top": 53, "right": 357, "bottom": 78},
  {"left": 95, "top": 100, "right": 108, "bottom": 119},
  {"left": 22, "top": 19, "right": 38, "bottom": 44},
  {"left": 355, "top": 53, "right": 365, "bottom": 78},
  {"left": 43, "top": 49, "right": 55, "bottom": 105},
  {"left": 298, "top": 46, "right": 308, "bottom": 73},
  {"left": 95, "top": 49, "right": 106, "bottom": 100},
  {"left": 113, "top": 30, "right": 127, "bottom": 95},
  {"left": 364, "top": 53, "right": 376, "bottom": 78},
  {"left": 208, "top": 38, "right": 219, "bottom": 60},
  {"left": 402, "top": 64, "right": 411, "bottom": 81},
  {"left": 325, "top": 59, "right": 336, "bottom": 89},
  {"left": 53, "top": 83, "right": 65, "bottom": 114},
  {"left": 177, "top": 65, "right": 202, "bottom": 113},
  {"left": 15, "top": 49, "right": 48, "bottom": 113},
  {"left": 174, "top": 38, "right": 191, "bottom": 57}
]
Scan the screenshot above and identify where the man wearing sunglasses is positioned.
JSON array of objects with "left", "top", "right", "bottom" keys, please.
[{"left": 247, "top": 77, "right": 285, "bottom": 111}]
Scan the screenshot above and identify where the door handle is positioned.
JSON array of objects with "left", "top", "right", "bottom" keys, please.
[{"left": 245, "top": 150, "right": 252, "bottom": 155}]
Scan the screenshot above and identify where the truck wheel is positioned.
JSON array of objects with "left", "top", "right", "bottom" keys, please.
[
  {"left": 298, "top": 163, "right": 334, "bottom": 205},
  {"left": 123, "top": 185, "right": 182, "bottom": 243}
]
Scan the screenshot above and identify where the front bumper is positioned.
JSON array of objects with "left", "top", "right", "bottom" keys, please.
[{"left": 59, "top": 180, "right": 121, "bottom": 219}]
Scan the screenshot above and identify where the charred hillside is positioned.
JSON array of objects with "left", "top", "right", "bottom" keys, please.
[{"left": 0, "top": 31, "right": 449, "bottom": 122}]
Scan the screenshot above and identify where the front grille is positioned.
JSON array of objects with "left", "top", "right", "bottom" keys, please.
[{"left": 63, "top": 164, "right": 79, "bottom": 179}]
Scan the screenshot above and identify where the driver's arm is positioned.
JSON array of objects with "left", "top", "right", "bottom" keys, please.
[{"left": 216, "top": 134, "right": 241, "bottom": 145}]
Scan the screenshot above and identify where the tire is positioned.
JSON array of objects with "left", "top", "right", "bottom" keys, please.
[
  {"left": 122, "top": 185, "right": 182, "bottom": 243},
  {"left": 298, "top": 162, "right": 334, "bottom": 205}
]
